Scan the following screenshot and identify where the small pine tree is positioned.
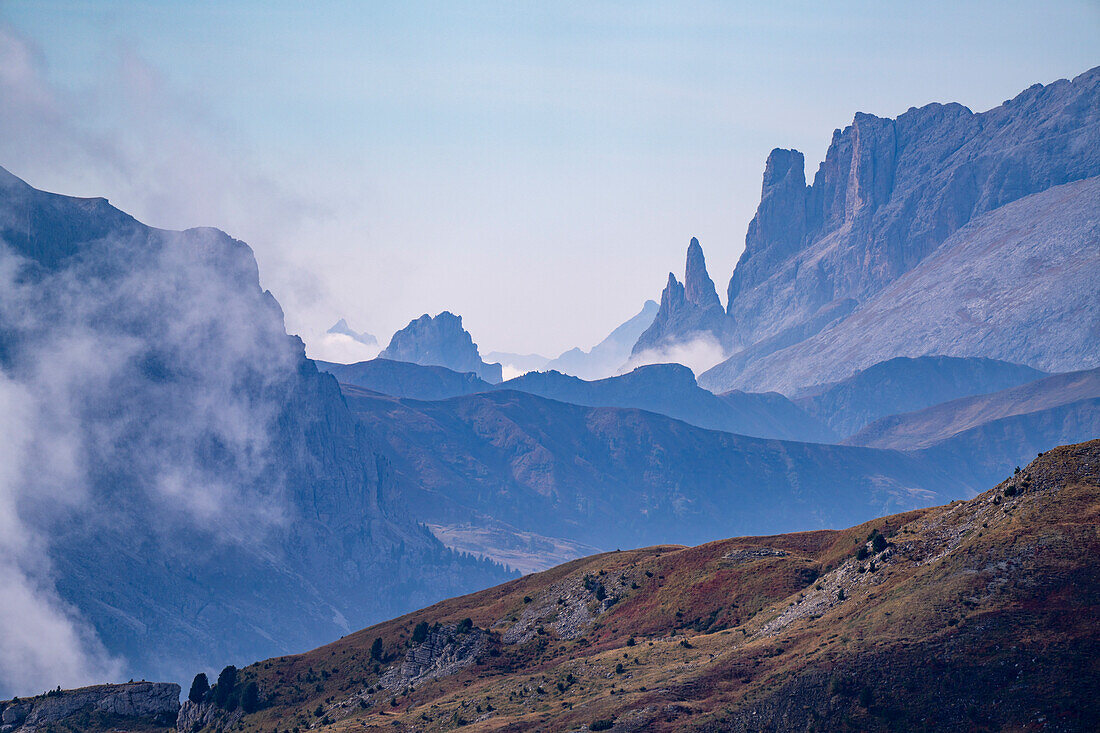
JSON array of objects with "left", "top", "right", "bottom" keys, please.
[
  {"left": 872, "top": 533, "right": 888, "bottom": 553},
  {"left": 411, "top": 622, "right": 430, "bottom": 644},
  {"left": 188, "top": 672, "right": 210, "bottom": 704},
  {"left": 370, "top": 637, "right": 384, "bottom": 661}
]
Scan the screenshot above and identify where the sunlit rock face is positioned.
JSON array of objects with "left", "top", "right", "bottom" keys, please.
[
  {"left": 0, "top": 166, "right": 513, "bottom": 696},
  {"left": 700, "top": 66, "right": 1100, "bottom": 394}
]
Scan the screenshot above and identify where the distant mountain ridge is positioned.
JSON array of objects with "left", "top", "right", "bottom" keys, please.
[
  {"left": 545, "top": 299, "right": 658, "bottom": 380},
  {"left": 318, "top": 357, "right": 833, "bottom": 442},
  {"left": 500, "top": 363, "right": 834, "bottom": 442},
  {"left": 850, "top": 367, "right": 1100, "bottom": 450},
  {"left": 327, "top": 318, "right": 378, "bottom": 348},
  {"left": 793, "top": 355, "right": 1048, "bottom": 437}
]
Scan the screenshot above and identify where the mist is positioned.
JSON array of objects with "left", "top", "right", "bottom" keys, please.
[{"left": 0, "top": 223, "right": 303, "bottom": 696}]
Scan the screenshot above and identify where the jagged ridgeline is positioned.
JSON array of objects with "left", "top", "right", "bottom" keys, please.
[
  {"left": 634, "top": 67, "right": 1100, "bottom": 394},
  {"left": 0, "top": 167, "right": 515, "bottom": 693}
]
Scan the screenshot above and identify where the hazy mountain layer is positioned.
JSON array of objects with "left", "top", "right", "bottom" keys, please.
[
  {"left": 791, "top": 355, "right": 1048, "bottom": 437},
  {"left": 316, "top": 357, "right": 493, "bottom": 401},
  {"left": 545, "top": 299, "right": 658, "bottom": 380},
  {"left": 501, "top": 363, "right": 835, "bottom": 442},
  {"left": 341, "top": 385, "right": 969, "bottom": 550},
  {"left": 849, "top": 367, "right": 1100, "bottom": 450}
]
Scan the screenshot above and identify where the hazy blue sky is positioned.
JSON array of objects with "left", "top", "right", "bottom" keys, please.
[{"left": 1, "top": 1, "right": 1097, "bottom": 358}]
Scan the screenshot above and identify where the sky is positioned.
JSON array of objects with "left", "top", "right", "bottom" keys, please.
[{"left": 0, "top": 1, "right": 1097, "bottom": 359}]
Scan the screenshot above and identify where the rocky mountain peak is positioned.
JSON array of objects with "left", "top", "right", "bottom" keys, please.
[
  {"left": 684, "top": 237, "right": 721, "bottom": 309},
  {"left": 380, "top": 311, "right": 503, "bottom": 383},
  {"left": 632, "top": 238, "right": 731, "bottom": 357}
]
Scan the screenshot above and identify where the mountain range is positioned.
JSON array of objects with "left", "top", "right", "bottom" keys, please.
[
  {"left": 0, "top": 66, "right": 1097, "bottom": 714},
  {"left": 623, "top": 67, "right": 1100, "bottom": 395}
]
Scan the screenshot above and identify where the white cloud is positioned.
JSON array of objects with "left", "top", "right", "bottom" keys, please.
[
  {"left": 621, "top": 335, "right": 727, "bottom": 377},
  {"left": 305, "top": 332, "right": 381, "bottom": 365}
]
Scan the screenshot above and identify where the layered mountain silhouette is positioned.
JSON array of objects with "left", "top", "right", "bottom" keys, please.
[
  {"left": 793, "top": 356, "right": 1048, "bottom": 437},
  {"left": 341, "top": 385, "right": 968, "bottom": 551},
  {"left": 545, "top": 299, "right": 659, "bottom": 379},
  {"left": 499, "top": 363, "right": 834, "bottom": 442},
  {"left": 316, "top": 357, "right": 493, "bottom": 401},
  {"left": 379, "top": 311, "right": 503, "bottom": 383},
  {"left": 850, "top": 367, "right": 1100, "bottom": 450},
  {"left": 0, "top": 167, "right": 513, "bottom": 693},
  {"left": 622, "top": 67, "right": 1100, "bottom": 394},
  {"left": 317, "top": 357, "right": 832, "bottom": 442}
]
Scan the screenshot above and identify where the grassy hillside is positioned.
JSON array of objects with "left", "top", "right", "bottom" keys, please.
[{"left": 191, "top": 440, "right": 1100, "bottom": 732}]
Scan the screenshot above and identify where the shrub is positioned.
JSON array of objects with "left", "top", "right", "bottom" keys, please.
[
  {"left": 411, "top": 622, "right": 430, "bottom": 644},
  {"left": 240, "top": 681, "right": 260, "bottom": 714},
  {"left": 615, "top": 663, "right": 624, "bottom": 674},
  {"left": 523, "top": 596, "right": 532, "bottom": 604},
  {"left": 595, "top": 584, "right": 607, "bottom": 601},
  {"left": 370, "top": 637, "right": 384, "bottom": 661},
  {"left": 188, "top": 673, "right": 210, "bottom": 704},
  {"left": 457, "top": 617, "right": 473, "bottom": 633},
  {"left": 872, "top": 533, "right": 888, "bottom": 553},
  {"left": 626, "top": 637, "right": 636, "bottom": 647},
  {"left": 837, "top": 589, "right": 846, "bottom": 601},
  {"left": 213, "top": 666, "right": 237, "bottom": 707},
  {"left": 856, "top": 546, "right": 870, "bottom": 561},
  {"left": 591, "top": 719, "right": 615, "bottom": 731}
]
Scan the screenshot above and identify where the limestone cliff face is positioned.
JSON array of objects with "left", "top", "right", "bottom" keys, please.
[
  {"left": 0, "top": 682, "right": 179, "bottom": 732},
  {"left": 380, "top": 311, "right": 503, "bottom": 383},
  {"left": 703, "top": 66, "right": 1100, "bottom": 392},
  {"left": 633, "top": 238, "right": 730, "bottom": 356}
]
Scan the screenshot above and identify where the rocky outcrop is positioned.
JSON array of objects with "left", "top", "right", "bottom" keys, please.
[
  {"left": 380, "top": 311, "right": 503, "bottom": 383},
  {"left": 632, "top": 238, "right": 731, "bottom": 357},
  {"left": 379, "top": 624, "right": 490, "bottom": 691},
  {"left": 0, "top": 682, "right": 179, "bottom": 732},
  {"left": 175, "top": 699, "right": 244, "bottom": 733},
  {"left": 703, "top": 66, "right": 1100, "bottom": 393}
]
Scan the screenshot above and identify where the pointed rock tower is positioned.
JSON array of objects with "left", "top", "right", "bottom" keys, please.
[{"left": 632, "top": 238, "right": 732, "bottom": 358}]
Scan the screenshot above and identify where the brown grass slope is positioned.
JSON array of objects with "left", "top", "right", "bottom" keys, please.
[{"left": 207, "top": 440, "right": 1100, "bottom": 733}]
